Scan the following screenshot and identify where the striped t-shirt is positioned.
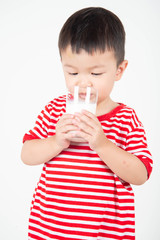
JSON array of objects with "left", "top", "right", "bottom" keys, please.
[{"left": 23, "top": 95, "right": 153, "bottom": 240}]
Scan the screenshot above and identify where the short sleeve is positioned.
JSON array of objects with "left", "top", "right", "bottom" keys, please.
[
  {"left": 23, "top": 105, "right": 51, "bottom": 143},
  {"left": 125, "top": 126, "right": 153, "bottom": 179}
]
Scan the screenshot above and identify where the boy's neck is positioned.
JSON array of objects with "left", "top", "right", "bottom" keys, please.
[{"left": 96, "top": 97, "right": 119, "bottom": 117}]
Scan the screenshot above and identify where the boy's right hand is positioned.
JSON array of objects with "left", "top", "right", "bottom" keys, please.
[
  {"left": 55, "top": 114, "right": 78, "bottom": 149},
  {"left": 21, "top": 114, "right": 79, "bottom": 166}
]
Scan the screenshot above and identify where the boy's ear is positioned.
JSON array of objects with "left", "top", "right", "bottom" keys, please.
[{"left": 115, "top": 60, "right": 128, "bottom": 81}]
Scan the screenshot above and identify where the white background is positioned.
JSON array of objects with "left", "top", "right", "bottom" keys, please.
[{"left": 0, "top": 0, "right": 160, "bottom": 239}]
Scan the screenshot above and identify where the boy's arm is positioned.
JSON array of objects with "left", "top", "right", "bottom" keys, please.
[
  {"left": 21, "top": 136, "right": 63, "bottom": 165},
  {"left": 95, "top": 139, "right": 148, "bottom": 185},
  {"left": 73, "top": 110, "right": 149, "bottom": 185},
  {"left": 21, "top": 114, "right": 78, "bottom": 165}
]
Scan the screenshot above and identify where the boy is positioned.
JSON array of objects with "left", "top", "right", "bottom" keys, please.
[{"left": 21, "top": 7, "right": 152, "bottom": 240}]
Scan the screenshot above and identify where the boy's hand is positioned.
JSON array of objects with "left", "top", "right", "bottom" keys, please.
[
  {"left": 55, "top": 114, "right": 79, "bottom": 149},
  {"left": 73, "top": 110, "right": 107, "bottom": 151}
]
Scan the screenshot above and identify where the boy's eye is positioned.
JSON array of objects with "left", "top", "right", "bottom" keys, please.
[
  {"left": 91, "top": 73, "right": 103, "bottom": 76},
  {"left": 69, "top": 72, "right": 78, "bottom": 76}
]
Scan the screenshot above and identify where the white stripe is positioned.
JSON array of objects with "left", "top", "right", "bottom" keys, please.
[
  {"left": 101, "top": 120, "right": 131, "bottom": 128},
  {"left": 116, "top": 111, "right": 132, "bottom": 117},
  {"left": 127, "top": 133, "right": 145, "bottom": 139},
  {"left": 108, "top": 116, "right": 131, "bottom": 122},
  {"left": 127, "top": 142, "right": 147, "bottom": 147}
]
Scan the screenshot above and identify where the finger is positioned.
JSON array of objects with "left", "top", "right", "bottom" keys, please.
[
  {"left": 74, "top": 120, "right": 93, "bottom": 135},
  {"left": 74, "top": 112, "right": 98, "bottom": 129},
  {"left": 63, "top": 113, "right": 74, "bottom": 118},
  {"left": 61, "top": 124, "right": 80, "bottom": 134},
  {"left": 57, "top": 115, "right": 75, "bottom": 128},
  {"left": 64, "top": 130, "right": 84, "bottom": 142},
  {"left": 58, "top": 114, "right": 74, "bottom": 124},
  {"left": 73, "top": 129, "right": 91, "bottom": 142},
  {"left": 81, "top": 110, "right": 98, "bottom": 121}
]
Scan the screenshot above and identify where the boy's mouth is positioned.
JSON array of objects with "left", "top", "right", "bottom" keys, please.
[
  {"left": 78, "top": 92, "right": 96, "bottom": 101},
  {"left": 79, "top": 92, "right": 87, "bottom": 100}
]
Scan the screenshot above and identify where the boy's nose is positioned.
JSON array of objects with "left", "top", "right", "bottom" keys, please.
[{"left": 78, "top": 80, "right": 92, "bottom": 88}]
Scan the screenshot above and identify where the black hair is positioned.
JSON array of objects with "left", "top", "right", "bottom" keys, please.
[{"left": 58, "top": 7, "right": 125, "bottom": 66}]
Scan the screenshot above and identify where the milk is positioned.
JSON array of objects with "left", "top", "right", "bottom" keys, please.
[{"left": 66, "top": 100, "right": 97, "bottom": 114}]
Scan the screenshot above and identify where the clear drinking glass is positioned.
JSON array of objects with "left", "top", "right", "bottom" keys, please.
[
  {"left": 66, "top": 86, "right": 98, "bottom": 115},
  {"left": 66, "top": 86, "right": 98, "bottom": 142}
]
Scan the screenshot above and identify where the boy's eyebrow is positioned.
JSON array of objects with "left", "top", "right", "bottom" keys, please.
[
  {"left": 64, "top": 64, "right": 106, "bottom": 69},
  {"left": 64, "top": 64, "right": 76, "bottom": 68},
  {"left": 89, "top": 65, "right": 106, "bottom": 69}
]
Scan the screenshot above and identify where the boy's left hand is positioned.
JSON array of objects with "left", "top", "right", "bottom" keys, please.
[{"left": 73, "top": 110, "right": 107, "bottom": 151}]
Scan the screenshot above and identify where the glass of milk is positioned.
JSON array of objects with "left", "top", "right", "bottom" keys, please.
[
  {"left": 66, "top": 86, "right": 98, "bottom": 114},
  {"left": 66, "top": 86, "right": 98, "bottom": 142}
]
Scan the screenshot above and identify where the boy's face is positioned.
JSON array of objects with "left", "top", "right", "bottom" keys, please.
[{"left": 61, "top": 45, "right": 127, "bottom": 112}]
